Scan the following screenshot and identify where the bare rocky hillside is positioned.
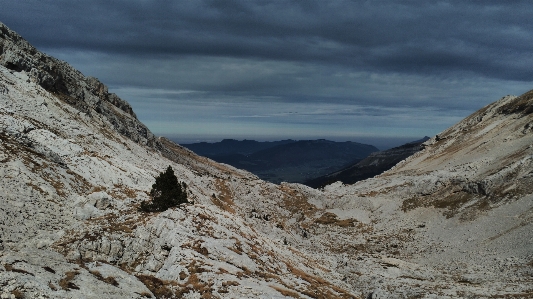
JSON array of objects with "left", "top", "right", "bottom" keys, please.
[{"left": 1, "top": 22, "right": 532, "bottom": 298}]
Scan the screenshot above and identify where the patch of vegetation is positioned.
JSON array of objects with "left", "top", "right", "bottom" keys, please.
[
  {"left": 4, "top": 263, "right": 34, "bottom": 276},
  {"left": 315, "top": 212, "right": 359, "bottom": 227},
  {"left": 136, "top": 274, "right": 175, "bottom": 298},
  {"left": 402, "top": 192, "right": 474, "bottom": 218},
  {"left": 140, "top": 166, "right": 187, "bottom": 212},
  {"left": 59, "top": 271, "right": 80, "bottom": 290},
  {"left": 270, "top": 285, "right": 301, "bottom": 298},
  {"left": 90, "top": 270, "right": 119, "bottom": 287},
  {"left": 10, "top": 289, "right": 24, "bottom": 299}
]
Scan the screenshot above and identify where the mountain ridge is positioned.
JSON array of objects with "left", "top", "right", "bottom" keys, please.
[
  {"left": 305, "top": 136, "right": 430, "bottom": 188},
  {"left": 179, "top": 138, "right": 297, "bottom": 156},
  {"left": 182, "top": 139, "right": 378, "bottom": 184}
]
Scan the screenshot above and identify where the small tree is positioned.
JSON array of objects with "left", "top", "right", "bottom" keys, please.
[{"left": 140, "top": 166, "right": 187, "bottom": 212}]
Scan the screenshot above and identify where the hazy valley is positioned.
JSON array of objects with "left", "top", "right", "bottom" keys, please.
[{"left": 180, "top": 139, "right": 379, "bottom": 185}]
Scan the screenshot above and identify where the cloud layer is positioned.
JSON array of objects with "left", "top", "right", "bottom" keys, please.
[{"left": 2, "top": 1, "right": 532, "bottom": 148}]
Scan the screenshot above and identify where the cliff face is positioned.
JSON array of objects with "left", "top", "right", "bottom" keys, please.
[
  {"left": 0, "top": 22, "right": 155, "bottom": 146},
  {"left": 1, "top": 22, "right": 533, "bottom": 299}
]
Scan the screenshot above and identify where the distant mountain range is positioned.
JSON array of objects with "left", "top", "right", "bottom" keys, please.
[
  {"left": 305, "top": 136, "right": 430, "bottom": 188},
  {"left": 180, "top": 139, "right": 379, "bottom": 184},
  {"left": 180, "top": 139, "right": 295, "bottom": 156}
]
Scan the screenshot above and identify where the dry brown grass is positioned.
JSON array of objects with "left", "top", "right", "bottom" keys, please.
[
  {"left": 497, "top": 89, "right": 533, "bottom": 115},
  {"left": 90, "top": 270, "right": 119, "bottom": 287},
  {"left": 59, "top": 271, "right": 80, "bottom": 290},
  {"left": 83, "top": 210, "right": 141, "bottom": 235},
  {"left": 10, "top": 289, "right": 24, "bottom": 299},
  {"left": 222, "top": 281, "right": 240, "bottom": 287},
  {"left": 284, "top": 263, "right": 358, "bottom": 299},
  {"left": 4, "top": 263, "right": 34, "bottom": 276},
  {"left": 110, "top": 184, "right": 140, "bottom": 200},
  {"left": 315, "top": 212, "right": 358, "bottom": 228},
  {"left": 212, "top": 179, "right": 236, "bottom": 214},
  {"left": 172, "top": 261, "right": 216, "bottom": 298},
  {"left": 279, "top": 185, "right": 318, "bottom": 218},
  {"left": 228, "top": 237, "right": 244, "bottom": 255},
  {"left": 270, "top": 285, "right": 301, "bottom": 298},
  {"left": 65, "top": 169, "right": 94, "bottom": 194},
  {"left": 48, "top": 281, "right": 58, "bottom": 291},
  {"left": 91, "top": 186, "right": 107, "bottom": 193},
  {"left": 181, "top": 240, "right": 209, "bottom": 256},
  {"left": 137, "top": 291, "right": 152, "bottom": 298},
  {"left": 136, "top": 274, "right": 176, "bottom": 299},
  {"left": 402, "top": 190, "right": 474, "bottom": 218},
  {"left": 235, "top": 265, "right": 253, "bottom": 279}
]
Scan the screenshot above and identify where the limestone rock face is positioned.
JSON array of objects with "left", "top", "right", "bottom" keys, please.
[
  {"left": 0, "top": 22, "right": 154, "bottom": 146},
  {"left": 1, "top": 21, "right": 533, "bottom": 299}
]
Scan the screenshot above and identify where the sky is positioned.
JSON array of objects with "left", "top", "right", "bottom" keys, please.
[{"left": 1, "top": 1, "right": 532, "bottom": 149}]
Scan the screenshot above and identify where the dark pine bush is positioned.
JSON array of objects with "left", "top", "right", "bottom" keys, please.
[{"left": 140, "top": 166, "right": 187, "bottom": 212}]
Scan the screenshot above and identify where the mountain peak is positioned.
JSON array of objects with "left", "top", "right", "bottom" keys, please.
[{"left": 0, "top": 22, "right": 157, "bottom": 147}]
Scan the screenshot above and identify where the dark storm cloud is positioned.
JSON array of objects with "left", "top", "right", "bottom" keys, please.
[{"left": 2, "top": 0, "right": 533, "bottom": 81}]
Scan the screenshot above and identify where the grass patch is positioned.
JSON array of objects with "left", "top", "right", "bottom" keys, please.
[
  {"left": 270, "top": 285, "right": 301, "bottom": 298},
  {"left": 4, "top": 263, "right": 34, "bottom": 276},
  {"left": 136, "top": 274, "right": 175, "bottom": 299},
  {"left": 90, "top": 270, "right": 119, "bottom": 287},
  {"left": 59, "top": 271, "right": 80, "bottom": 290},
  {"left": 10, "top": 290, "right": 24, "bottom": 299},
  {"left": 315, "top": 212, "right": 359, "bottom": 228}
]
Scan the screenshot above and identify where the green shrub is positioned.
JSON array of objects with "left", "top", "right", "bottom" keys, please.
[{"left": 140, "top": 166, "right": 187, "bottom": 212}]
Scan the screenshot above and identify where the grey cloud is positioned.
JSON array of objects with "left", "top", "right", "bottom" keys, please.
[
  {"left": 2, "top": 0, "right": 533, "bottom": 81},
  {"left": 2, "top": 1, "right": 532, "bottom": 146}
]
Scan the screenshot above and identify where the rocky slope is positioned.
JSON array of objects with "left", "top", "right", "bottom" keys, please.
[
  {"left": 322, "top": 94, "right": 533, "bottom": 297},
  {"left": 305, "top": 137, "right": 429, "bottom": 188},
  {"left": 1, "top": 21, "right": 532, "bottom": 299}
]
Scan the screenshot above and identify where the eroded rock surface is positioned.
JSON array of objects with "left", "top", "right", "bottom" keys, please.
[{"left": 1, "top": 22, "right": 532, "bottom": 298}]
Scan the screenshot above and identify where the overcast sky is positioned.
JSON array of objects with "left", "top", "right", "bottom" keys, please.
[{"left": 2, "top": 1, "right": 532, "bottom": 149}]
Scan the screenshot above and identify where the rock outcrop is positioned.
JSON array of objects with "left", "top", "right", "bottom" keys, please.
[{"left": 0, "top": 22, "right": 154, "bottom": 146}]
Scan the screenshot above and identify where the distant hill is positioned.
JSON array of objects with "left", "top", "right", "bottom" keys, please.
[
  {"left": 181, "top": 139, "right": 379, "bottom": 184},
  {"left": 305, "top": 137, "right": 430, "bottom": 188},
  {"left": 181, "top": 139, "right": 296, "bottom": 156}
]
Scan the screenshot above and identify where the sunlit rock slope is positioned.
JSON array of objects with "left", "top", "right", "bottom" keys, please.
[
  {"left": 324, "top": 93, "right": 533, "bottom": 298},
  {"left": 1, "top": 21, "right": 532, "bottom": 299},
  {"left": 0, "top": 22, "right": 359, "bottom": 298}
]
